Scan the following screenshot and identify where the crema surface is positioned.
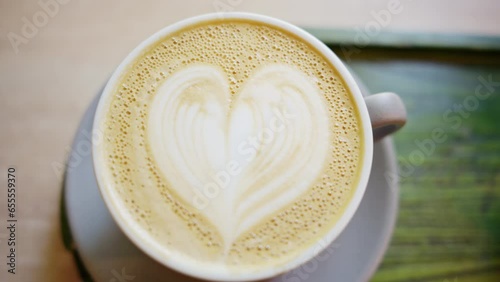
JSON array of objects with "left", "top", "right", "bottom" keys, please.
[{"left": 98, "top": 19, "right": 363, "bottom": 273}]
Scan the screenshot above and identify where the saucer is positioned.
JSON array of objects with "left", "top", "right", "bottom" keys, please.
[{"left": 63, "top": 70, "right": 399, "bottom": 282}]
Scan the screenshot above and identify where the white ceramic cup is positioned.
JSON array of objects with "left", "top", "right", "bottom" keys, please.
[{"left": 93, "top": 12, "right": 406, "bottom": 282}]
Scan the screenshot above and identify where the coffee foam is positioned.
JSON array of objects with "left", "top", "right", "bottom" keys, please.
[{"left": 100, "top": 20, "right": 363, "bottom": 272}]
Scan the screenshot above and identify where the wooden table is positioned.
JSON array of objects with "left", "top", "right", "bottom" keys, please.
[
  {"left": 331, "top": 47, "right": 500, "bottom": 282},
  {"left": 1, "top": 1, "right": 499, "bottom": 281}
]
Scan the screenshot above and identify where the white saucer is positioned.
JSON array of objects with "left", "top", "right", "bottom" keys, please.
[{"left": 64, "top": 72, "right": 399, "bottom": 282}]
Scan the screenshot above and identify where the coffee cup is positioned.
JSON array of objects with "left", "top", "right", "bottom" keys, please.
[{"left": 92, "top": 12, "right": 406, "bottom": 281}]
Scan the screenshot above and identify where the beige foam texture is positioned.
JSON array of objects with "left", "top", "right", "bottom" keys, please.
[{"left": 99, "top": 19, "right": 363, "bottom": 272}]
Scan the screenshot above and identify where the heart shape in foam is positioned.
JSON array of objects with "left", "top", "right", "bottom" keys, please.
[{"left": 148, "top": 64, "right": 330, "bottom": 246}]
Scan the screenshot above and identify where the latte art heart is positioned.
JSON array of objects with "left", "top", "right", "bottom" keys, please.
[{"left": 148, "top": 64, "right": 330, "bottom": 246}]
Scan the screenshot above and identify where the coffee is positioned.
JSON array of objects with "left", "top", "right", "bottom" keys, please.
[{"left": 97, "top": 19, "right": 363, "bottom": 274}]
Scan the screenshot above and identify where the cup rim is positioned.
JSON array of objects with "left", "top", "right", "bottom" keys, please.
[{"left": 92, "top": 12, "right": 373, "bottom": 282}]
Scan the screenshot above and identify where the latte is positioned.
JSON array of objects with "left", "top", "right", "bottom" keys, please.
[{"left": 96, "top": 19, "right": 363, "bottom": 275}]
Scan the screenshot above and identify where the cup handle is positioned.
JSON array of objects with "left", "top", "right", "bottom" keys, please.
[{"left": 364, "top": 92, "right": 407, "bottom": 142}]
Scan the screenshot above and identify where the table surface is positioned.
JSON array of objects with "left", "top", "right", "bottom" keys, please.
[
  {"left": 332, "top": 47, "right": 500, "bottom": 282},
  {"left": 1, "top": 1, "right": 500, "bottom": 282}
]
